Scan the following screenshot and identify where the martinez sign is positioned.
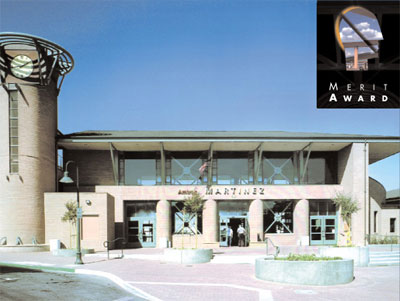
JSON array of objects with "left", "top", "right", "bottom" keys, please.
[{"left": 178, "top": 187, "right": 265, "bottom": 197}]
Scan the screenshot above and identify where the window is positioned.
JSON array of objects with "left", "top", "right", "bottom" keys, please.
[
  {"left": 302, "top": 152, "right": 337, "bottom": 184},
  {"left": 309, "top": 200, "right": 337, "bottom": 216},
  {"left": 374, "top": 211, "right": 378, "bottom": 233},
  {"left": 171, "top": 202, "right": 202, "bottom": 234},
  {"left": 264, "top": 200, "right": 293, "bottom": 233},
  {"left": 120, "top": 152, "right": 160, "bottom": 185},
  {"left": 262, "top": 153, "right": 296, "bottom": 184},
  {"left": 167, "top": 152, "right": 206, "bottom": 185},
  {"left": 390, "top": 218, "right": 396, "bottom": 233},
  {"left": 9, "top": 89, "right": 18, "bottom": 174},
  {"left": 216, "top": 152, "right": 252, "bottom": 185},
  {"left": 261, "top": 152, "right": 337, "bottom": 185}
]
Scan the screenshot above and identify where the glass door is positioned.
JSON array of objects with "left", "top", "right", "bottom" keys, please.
[
  {"left": 310, "top": 217, "right": 324, "bottom": 245},
  {"left": 140, "top": 219, "right": 156, "bottom": 247},
  {"left": 323, "top": 217, "right": 337, "bottom": 244},
  {"left": 219, "top": 218, "right": 229, "bottom": 247},
  {"left": 310, "top": 216, "right": 337, "bottom": 245},
  {"left": 127, "top": 217, "right": 156, "bottom": 248}
]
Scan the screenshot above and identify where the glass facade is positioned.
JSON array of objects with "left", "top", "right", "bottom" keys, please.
[
  {"left": 216, "top": 152, "right": 252, "bottom": 185},
  {"left": 167, "top": 152, "right": 206, "bottom": 185},
  {"left": 118, "top": 151, "right": 338, "bottom": 186},
  {"left": 262, "top": 153, "right": 296, "bottom": 184},
  {"left": 263, "top": 200, "right": 294, "bottom": 233},
  {"left": 121, "top": 152, "right": 160, "bottom": 185},
  {"left": 219, "top": 201, "right": 249, "bottom": 217},
  {"left": 309, "top": 200, "right": 337, "bottom": 216},
  {"left": 302, "top": 153, "right": 337, "bottom": 184},
  {"left": 171, "top": 201, "right": 202, "bottom": 234}
]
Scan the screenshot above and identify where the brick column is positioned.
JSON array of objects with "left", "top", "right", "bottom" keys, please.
[
  {"left": 156, "top": 199, "right": 171, "bottom": 248},
  {"left": 249, "top": 199, "right": 264, "bottom": 242},
  {"left": 294, "top": 199, "right": 309, "bottom": 246},
  {"left": 203, "top": 199, "right": 218, "bottom": 243}
]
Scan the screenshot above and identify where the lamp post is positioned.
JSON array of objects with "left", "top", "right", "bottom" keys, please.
[{"left": 59, "top": 160, "right": 83, "bottom": 265}]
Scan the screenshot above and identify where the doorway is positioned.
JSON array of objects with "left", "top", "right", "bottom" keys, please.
[
  {"left": 310, "top": 216, "right": 338, "bottom": 245},
  {"left": 124, "top": 201, "right": 156, "bottom": 248},
  {"left": 219, "top": 216, "right": 249, "bottom": 247}
]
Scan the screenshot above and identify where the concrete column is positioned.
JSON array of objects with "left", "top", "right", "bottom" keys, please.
[
  {"left": 203, "top": 199, "right": 218, "bottom": 243},
  {"left": 338, "top": 143, "right": 369, "bottom": 246},
  {"left": 156, "top": 200, "right": 171, "bottom": 248},
  {"left": 294, "top": 199, "right": 309, "bottom": 246},
  {"left": 249, "top": 199, "right": 264, "bottom": 242}
]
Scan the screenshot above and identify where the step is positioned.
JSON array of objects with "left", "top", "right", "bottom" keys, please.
[
  {"left": 370, "top": 255, "right": 399, "bottom": 258},
  {"left": 370, "top": 258, "right": 400, "bottom": 263},
  {"left": 369, "top": 251, "right": 400, "bottom": 256},
  {"left": 368, "top": 261, "right": 400, "bottom": 267}
]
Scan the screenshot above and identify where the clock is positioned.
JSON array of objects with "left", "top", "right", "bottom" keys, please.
[{"left": 10, "top": 54, "right": 34, "bottom": 78}]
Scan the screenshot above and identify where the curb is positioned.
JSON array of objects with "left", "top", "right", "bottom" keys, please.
[
  {"left": 0, "top": 262, "right": 75, "bottom": 273},
  {"left": 0, "top": 261, "right": 153, "bottom": 300}
]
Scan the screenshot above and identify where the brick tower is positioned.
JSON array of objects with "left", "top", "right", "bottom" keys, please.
[{"left": 0, "top": 33, "right": 74, "bottom": 245}]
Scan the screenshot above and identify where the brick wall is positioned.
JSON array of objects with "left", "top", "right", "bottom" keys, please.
[
  {"left": 44, "top": 192, "right": 114, "bottom": 251},
  {"left": 62, "top": 150, "right": 115, "bottom": 191}
]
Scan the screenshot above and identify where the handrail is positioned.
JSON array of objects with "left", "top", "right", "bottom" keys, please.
[
  {"left": 103, "top": 237, "right": 127, "bottom": 260},
  {"left": 265, "top": 237, "right": 280, "bottom": 257}
]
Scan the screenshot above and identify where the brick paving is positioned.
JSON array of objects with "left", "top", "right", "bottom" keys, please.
[{"left": 1, "top": 247, "right": 399, "bottom": 301}]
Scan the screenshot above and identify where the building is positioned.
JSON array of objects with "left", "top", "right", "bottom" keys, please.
[{"left": 1, "top": 33, "right": 399, "bottom": 251}]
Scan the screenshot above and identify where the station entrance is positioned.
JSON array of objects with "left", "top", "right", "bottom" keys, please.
[
  {"left": 219, "top": 201, "right": 249, "bottom": 247},
  {"left": 124, "top": 201, "right": 156, "bottom": 248},
  {"left": 220, "top": 216, "right": 249, "bottom": 247}
]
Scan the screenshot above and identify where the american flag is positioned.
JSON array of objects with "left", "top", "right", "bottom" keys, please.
[{"left": 198, "top": 161, "right": 208, "bottom": 179}]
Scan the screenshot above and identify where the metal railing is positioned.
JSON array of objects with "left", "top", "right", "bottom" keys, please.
[
  {"left": 265, "top": 237, "right": 280, "bottom": 257},
  {"left": 103, "top": 237, "right": 126, "bottom": 260}
]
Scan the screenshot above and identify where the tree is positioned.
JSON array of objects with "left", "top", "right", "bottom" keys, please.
[
  {"left": 182, "top": 191, "right": 204, "bottom": 249},
  {"left": 332, "top": 193, "right": 360, "bottom": 246},
  {"left": 61, "top": 201, "right": 77, "bottom": 248}
]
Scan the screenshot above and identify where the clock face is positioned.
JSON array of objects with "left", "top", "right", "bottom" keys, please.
[{"left": 10, "top": 55, "right": 34, "bottom": 78}]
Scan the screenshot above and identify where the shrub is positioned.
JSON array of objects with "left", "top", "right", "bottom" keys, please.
[{"left": 275, "top": 253, "right": 342, "bottom": 261}]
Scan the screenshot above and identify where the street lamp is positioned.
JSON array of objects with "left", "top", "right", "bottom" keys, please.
[{"left": 59, "top": 160, "right": 83, "bottom": 265}]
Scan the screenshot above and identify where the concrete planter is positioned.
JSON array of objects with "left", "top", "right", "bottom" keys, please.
[
  {"left": 52, "top": 248, "right": 95, "bottom": 257},
  {"left": 164, "top": 248, "right": 213, "bottom": 264},
  {"left": 255, "top": 257, "right": 354, "bottom": 285},
  {"left": 319, "top": 246, "right": 369, "bottom": 267}
]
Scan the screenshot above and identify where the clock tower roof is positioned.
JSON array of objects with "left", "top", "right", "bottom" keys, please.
[{"left": 0, "top": 32, "right": 74, "bottom": 76}]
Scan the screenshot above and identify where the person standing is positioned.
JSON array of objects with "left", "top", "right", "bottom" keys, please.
[
  {"left": 237, "top": 224, "right": 246, "bottom": 247},
  {"left": 227, "top": 226, "right": 233, "bottom": 247}
]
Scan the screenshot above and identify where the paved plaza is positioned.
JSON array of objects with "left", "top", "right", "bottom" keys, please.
[{"left": 1, "top": 247, "right": 399, "bottom": 301}]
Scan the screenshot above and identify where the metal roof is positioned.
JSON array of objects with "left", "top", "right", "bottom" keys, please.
[
  {"left": 387, "top": 189, "right": 400, "bottom": 200},
  {"left": 59, "top": 130, "right": 399, "bottom": 141}
]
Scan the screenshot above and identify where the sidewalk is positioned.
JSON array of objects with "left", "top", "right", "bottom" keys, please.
[{"left": 1, "top": 247, "right": 399, "bottom": 301}]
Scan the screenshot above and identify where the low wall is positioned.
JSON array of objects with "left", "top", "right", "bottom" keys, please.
[
  {"left": 164, "top": 248, "right": 213, "bottom": 264},
  {"left": 0, "top": 245, "right": 50, "bottom": 253},
  {"left": 255, "top": 258, "right": 354, "bottom": 285},
  {"left": 319, "top": 246, "right": 369, "bottom": 267}
]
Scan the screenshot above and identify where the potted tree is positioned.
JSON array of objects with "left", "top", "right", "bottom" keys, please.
[
  {"left": 164, "top": 191, "right": 213, "bottom": 264},
  {"left": 319, "top": 193, "right": 369, "bottom": 266}
]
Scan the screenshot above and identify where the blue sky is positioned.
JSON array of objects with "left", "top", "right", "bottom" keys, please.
[
  {"left": 339, "top": 10, "right": 383, "bottom": 56},
  {"left": 1, "top": 0, "right": 398, "bottom": 190}
]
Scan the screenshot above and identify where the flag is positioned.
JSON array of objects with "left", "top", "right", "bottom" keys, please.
[{"left": 198, "top": 161, "right": 208, "bottom": 180}]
